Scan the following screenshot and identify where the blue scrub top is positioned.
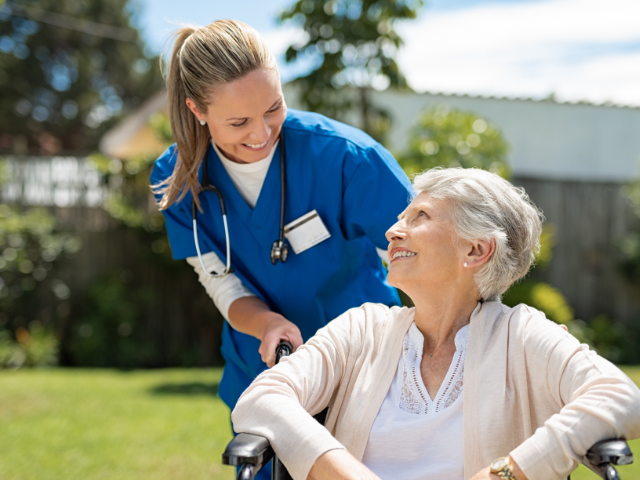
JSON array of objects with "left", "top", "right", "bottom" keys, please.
[{"left": 151, "top": 109, "right": 412, "bottom": 409}]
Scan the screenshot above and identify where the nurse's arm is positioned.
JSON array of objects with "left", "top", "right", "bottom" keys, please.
[
  {"left": 228, "top": 297, "right": 304, "bottom": 367},
  {"left": 187, "top": 253, "right": 303, "bottom": 367}
]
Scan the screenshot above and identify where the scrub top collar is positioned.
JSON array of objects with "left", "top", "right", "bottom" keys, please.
[{"left": 205, "top": 137, "right": 284, "bottom": 237}]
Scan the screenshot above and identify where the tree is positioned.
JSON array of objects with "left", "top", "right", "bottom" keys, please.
[
  {"left": 279, "top": 0, "right": 422, "bottom": 143},
  {"left": 397, "top": 103, "right": 511, "bottom": 178},
  {"left": 0, "top": 0, "right": 162, "bottom": 155}
]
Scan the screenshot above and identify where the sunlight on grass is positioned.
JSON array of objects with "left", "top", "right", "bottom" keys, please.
[
  {"left": 0, "top": 366, "right": 639, "bottom": 479},
  {"left": 0, "top": 369, "right": 234, "bottom": 480}
]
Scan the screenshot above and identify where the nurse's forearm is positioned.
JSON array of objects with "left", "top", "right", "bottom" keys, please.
[
  {"left": 227, "top": 296, "right": 282, "bottom": 338},
  {"left": 228, "top": 296, "right": 304, "bottom": 367}
]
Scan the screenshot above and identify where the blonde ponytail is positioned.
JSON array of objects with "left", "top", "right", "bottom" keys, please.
[{"left": 153, "top": 20, "right": 278, "bottom": 210}]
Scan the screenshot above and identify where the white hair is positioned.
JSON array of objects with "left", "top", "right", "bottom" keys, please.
[{"left": 412, "top": 167, "right": 544, "bottom": 301}]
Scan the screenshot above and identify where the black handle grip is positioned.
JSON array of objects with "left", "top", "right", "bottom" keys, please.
[{"left": 275, "top": 341, "right": 293, "bottom": 365}]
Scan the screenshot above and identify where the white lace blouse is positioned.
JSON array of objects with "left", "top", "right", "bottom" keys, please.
[{"left": 361, "top": 322, "right": 469, "bottom": 480}]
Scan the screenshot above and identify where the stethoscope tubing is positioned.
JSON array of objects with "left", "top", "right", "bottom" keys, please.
[
  {"left": 192, "top": 184, "right": 233, "bottom": 277},
  {"left": 192, "top": 130, "right": 287, "bottom": 277},
  {"left": 192, "top": 213, "right": 232, "bottom": 277}
]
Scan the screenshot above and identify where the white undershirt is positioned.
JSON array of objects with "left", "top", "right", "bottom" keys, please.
[
  {"left": 212, "top": 140, "right": 277, "bottom": 208},
  {"left": 187, "top": 140, "right": 390, "bottom": 321},
  {"left": 361, "top": 323, "right": 469, "bottom": 480}
]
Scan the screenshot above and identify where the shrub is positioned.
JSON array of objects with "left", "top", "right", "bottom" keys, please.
[
  {"left": 0, "top": 322, "right": 59, "bottom": 369},
  {"left": 397, "top": 104, "right": 511, "bottom": 179}
]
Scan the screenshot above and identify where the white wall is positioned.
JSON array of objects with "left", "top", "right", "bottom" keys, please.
[{"left": 283, "top": 85, "right": 640, "bottom": 182}]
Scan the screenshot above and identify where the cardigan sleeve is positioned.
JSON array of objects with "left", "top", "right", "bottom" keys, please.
[
  {"left": 231, "top": 307, "right": 363, "bottom": 480},
  {"left": 509, "top": 308, "right": 640, "bottom": 480}
]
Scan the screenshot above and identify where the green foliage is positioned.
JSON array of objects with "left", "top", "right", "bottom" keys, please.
[
  {"left": 0, "top": 322, "right": 59, "bottom": 368},
  {"left": 0, "top": 201, "right": 81, "bottom": 341},
  {"left": 279, "top": 0, "right": 423, "bottom": 143},
  {"left": 398, "top": 104, "right": 511, "bottom": 178},
  {"left": 536, "top": 223, "right": 556, "bottom": 268},
  {"left": 503, "top": 225, "right": 574, "bottom": 324},
  {"left": 0, "top": 330, "right": 20, "bottom": 367},
  {"left": 504, "top": 281, "right": 574, "bottom": 325},
  {"left": 566, "top": 316, "right": 629, "bottom": 363},
  {"left": 503, "top": 223, "right": 639, "bottom": 363},
  {"left": 65, "top": 113, "right": 203, "bottom": 368},
  {"left": 0, "top": 0, "right": 163, "bottom": 154},
  {"left": 90, "top": 113, "right": 171, "bottom": 233},
  {"left": 67, "top": 271, "right": 159, "bottom": 368}
]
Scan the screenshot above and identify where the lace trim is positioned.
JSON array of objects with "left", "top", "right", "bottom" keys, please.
[{"left": 399, "top": 324, "right": 468, "bottom": 415}]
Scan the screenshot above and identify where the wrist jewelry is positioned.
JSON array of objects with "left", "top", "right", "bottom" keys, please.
[{"left": 490, "top": 457, "right": 516, "bottom": 480}]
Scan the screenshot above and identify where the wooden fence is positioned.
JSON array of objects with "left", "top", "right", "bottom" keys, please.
[
  {"left": 514, "top": 176, "right": 640, "bottom": 325},
  {"left": 1, "top": 156, "right": 224, "bottom": 366}
]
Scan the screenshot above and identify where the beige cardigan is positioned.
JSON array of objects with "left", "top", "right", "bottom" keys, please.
[{"left": 232, "top": 301, "right": 640, "bottom": 480}]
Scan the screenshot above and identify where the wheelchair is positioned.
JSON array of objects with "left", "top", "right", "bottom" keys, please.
[{"left": 223, "top": 342, "right": 635, "bottom": 480}]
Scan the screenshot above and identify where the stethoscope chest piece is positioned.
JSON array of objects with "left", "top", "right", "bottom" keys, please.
[{"left": 271, "top": 240, "right": 289, "bottom": 265}]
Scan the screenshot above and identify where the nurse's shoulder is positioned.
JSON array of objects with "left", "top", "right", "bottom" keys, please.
[
  {"left": 283, "top": 109, "right": 406, "bottom": 185},
  {"left": 150, "top": 143, "right": 179, "bottom": 185},
  {"left": 284, "top": 109, "right": 381, "bottom": 151}
]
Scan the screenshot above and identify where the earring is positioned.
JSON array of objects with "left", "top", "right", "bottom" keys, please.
[
  {"left": 199, "top": 119, "right": 206, "bottom": 126},
  {"left": 464, "top": 262, "right": 468, "bottom": 267}
]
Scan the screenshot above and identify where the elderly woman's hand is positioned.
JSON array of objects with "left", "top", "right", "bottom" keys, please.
[{"left": 470, "top": 457, "right": 528, "bottom": 480}]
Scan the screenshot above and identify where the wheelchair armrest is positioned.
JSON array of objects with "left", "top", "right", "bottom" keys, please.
[
  {"left": 581, "top": 439, "right": 633, "bottom": 480},
  {"left": 222, "top": 432, "right": 275, "bottom": 468},
  {"left": 586, "top": 439, "right": 633, "bottom": 467}
]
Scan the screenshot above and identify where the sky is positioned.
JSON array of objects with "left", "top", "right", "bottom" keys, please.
[{"left": 136, "top": 0, "right": 640, "bottom": 106}]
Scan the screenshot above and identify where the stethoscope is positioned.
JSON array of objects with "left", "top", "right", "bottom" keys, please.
[{"left": 191, "top": 131, "right": 289, "bottom": 278}]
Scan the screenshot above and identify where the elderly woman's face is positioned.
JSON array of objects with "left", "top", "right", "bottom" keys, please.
[{"left": 385, "top": 192, "right": 464, "bottom": 293}]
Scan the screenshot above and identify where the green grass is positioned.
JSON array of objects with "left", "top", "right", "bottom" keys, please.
[
  {"left": 0, "top": 367, "right": 639, "bottom": 479},
  {"left": 0, "top": 369, "right": 234, "bottom": 480}
]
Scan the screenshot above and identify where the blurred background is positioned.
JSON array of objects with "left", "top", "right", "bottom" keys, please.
[{"left": 1, "top": 0, "right": 640, "bottom": 478}]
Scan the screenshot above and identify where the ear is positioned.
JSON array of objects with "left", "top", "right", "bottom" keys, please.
[
  {"left": 463, "top": 237, "right": 496, "bottom": 268},
  {"left": 185, "top": 98, "right": 203, "bottom": 121}
]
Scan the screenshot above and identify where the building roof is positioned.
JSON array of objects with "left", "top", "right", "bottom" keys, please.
[
  {"left": 100, "top": 86, "right": 640, "bottom": 182},
  {"left": 99, "top": 89, "right": 169, "bottom": 159}
]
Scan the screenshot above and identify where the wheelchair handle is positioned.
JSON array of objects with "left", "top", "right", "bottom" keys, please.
[{"left": 275, "top": 341, "right": 293, "bottom": 365}]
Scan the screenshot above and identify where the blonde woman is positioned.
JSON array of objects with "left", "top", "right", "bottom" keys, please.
[
  {"left": 232, "top": 168, "right": 640, "bottom": 480},
  {"left": 150, "top": 19, "right": 411, "bottom": 455}
]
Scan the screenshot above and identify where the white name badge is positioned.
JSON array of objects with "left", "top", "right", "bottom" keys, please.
[{"left": 284, "top": 210, "right": 331, "bottom": 255}]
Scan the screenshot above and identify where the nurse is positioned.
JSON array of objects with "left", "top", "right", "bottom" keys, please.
[{"left": 151, "top": 20, "right": 411, "bottom": 415}]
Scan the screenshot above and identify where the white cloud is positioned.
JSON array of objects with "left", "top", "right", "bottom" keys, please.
[{"left": 396, "top": 0, "right": 640, "bottom": 105}]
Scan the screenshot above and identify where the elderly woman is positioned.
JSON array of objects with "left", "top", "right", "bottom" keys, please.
[{"left": 232, "top": 168, "right": 640, "bottom": 480}]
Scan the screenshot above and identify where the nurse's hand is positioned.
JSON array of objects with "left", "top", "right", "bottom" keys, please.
[
  {"left": 228, "top": 296, "right": 304, "bottom": 367},
  {"left": 259, "top": 314, "right": 304, "bottom": 367}
]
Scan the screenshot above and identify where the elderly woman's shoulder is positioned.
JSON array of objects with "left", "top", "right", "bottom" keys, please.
[
  {"left": 352, "top": 302, "right": 413, "bottom": 323},
  {"left": 319, "top": 303, "right": 414, "bottom": 339},
  {"left": 493, "top": 301, "right": 575, "bottom": 342}
]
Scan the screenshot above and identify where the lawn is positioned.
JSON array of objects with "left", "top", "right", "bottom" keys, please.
[
  {"left": 0, "top": 369, "right": 234, "bottom": 480},
  {"left": 0, "top": 367, "right": 639, "bottom": 480}
]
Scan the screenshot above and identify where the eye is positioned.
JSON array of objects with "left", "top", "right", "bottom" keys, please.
[
  {"left": 418, "top": 210, "right": 428, "bottom": 218},
  {"left": 231, "top": 120, "right": 247, "bottom": 127},
  {"left": 266, "top": 105, "right": 282, "bottom": 115}
]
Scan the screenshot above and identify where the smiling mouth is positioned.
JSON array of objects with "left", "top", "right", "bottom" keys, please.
[
  {"left": 391, "top": 250, "right": 417, "bottom": 261},
  {"left": 243, "top": 140, "right": 268, "bottom": 149}
]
